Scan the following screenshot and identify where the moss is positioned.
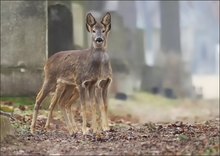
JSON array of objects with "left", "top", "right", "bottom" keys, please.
[{"left": 0, "top": 96, "right": 35, "bottom": 106}]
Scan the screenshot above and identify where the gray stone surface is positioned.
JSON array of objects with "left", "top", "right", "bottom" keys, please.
[
  {"left": 1, "top": 68, "right": 43, "bottom": 96},
  {"left": 1, "top": 1, "right": 46, "bottom": 96},
  {"left": 0, "top": 115, "right": 14, "bottom": 142}
]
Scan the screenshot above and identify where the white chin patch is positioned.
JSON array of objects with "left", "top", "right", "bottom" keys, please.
[{"left": 96, "top": 41, "right": 103, "bottom": 44}]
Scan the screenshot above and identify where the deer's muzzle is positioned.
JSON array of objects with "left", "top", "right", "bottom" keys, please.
[{"left": 95, "top": 37, "right": 104, "bottom": 44}]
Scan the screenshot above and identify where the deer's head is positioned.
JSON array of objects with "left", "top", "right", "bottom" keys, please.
[{"left": 86, "top": 12, "right": 111, "bottom": 49}]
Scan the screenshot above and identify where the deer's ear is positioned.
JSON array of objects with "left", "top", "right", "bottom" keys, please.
[
  {"left": 101, "top": 12, "right": 111, "bottom": 25},
  {"left": 101, "top": 12, "right": 111, "bottom": 31},
  {"left": 86, "top": 13, "right": 96, "bottom": 32}
]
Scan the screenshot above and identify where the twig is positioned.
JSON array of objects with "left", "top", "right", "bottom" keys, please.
[{"left": 0, "top": 111, "right": 15, "bottom": 120}]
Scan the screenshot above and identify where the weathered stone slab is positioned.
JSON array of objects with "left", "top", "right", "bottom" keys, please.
[{"left": 1, "top": 1, "right": 46, "bottom": 96}]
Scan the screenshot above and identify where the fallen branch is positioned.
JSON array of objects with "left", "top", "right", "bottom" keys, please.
[{"left": 0, "top": 111, "right": 15, "bottom": 120}]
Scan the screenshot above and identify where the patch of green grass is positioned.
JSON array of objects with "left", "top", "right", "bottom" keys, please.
[
  {"left": 0, "top": 96, "right": 35, "bottom": 106},
  {"left": 132, "top": 92, "right": 180, "bottom": 106}
]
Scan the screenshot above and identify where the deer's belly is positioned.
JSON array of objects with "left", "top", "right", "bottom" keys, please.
[{"left": 83, "top": 71, "right": 111, "bottom": 81}]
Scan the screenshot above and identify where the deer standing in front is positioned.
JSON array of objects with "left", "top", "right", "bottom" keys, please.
[{"left": 30, "top": 12, "right": 112, "bottom": 135}]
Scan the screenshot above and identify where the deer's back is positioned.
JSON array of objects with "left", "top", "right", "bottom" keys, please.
[{"left": 44, "top": 49, "right": 89, "bottom": 84}]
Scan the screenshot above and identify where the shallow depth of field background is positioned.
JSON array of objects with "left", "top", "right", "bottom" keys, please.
[{"left": 1, "top": 1, "right": 219, "bottom": 123}]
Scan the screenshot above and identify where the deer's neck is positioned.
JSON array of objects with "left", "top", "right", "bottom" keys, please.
[
  {"left": 88, "top": 48, "right": 109, "bottom": 65},
  {"left": 90, "top": 46, "right": 106, "bottom": 52}
]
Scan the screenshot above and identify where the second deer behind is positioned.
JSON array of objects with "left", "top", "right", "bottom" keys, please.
[{"left": 31, "top": 12, "right": 112, "bottom": 135}]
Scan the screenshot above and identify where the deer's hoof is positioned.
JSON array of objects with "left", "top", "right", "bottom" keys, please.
[
  {"left": 44, "top": 126, "right": 50, "bottom": 132},
  {"left": 102, "top": 126, "right": 110, "bottom": 131},
  {"left": 30, "top": 127, "right": 35, "bottom": 134},
  {"left": 82, "top": 127, "right": 90, "bottom": 135},
  {"left": 69, "top": 127, "right": 78, "bottom": 135},
  {"left": 92, "top": 128, "right": 98, "bottom": 134},
  {"left": 91, "top": 126, "right": 98, "bottom": 133}
]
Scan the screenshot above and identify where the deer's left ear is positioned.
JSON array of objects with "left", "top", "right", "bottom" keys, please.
[{"left": 101, "top": 12, "right": 111, "bottom": 31}]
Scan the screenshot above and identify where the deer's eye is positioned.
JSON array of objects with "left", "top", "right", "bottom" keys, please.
[
  {"left": 92, "top": 30, "right": 96, "bottom": 33},
  {"left": 102, "top": 30, "right": 105, "bottom": 33}
]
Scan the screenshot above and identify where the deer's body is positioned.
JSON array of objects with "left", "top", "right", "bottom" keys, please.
[
  {"left": 31, "top": 12, "right": 112, "bottom": 134},
  {"left": 45, "top": 49, "right": 111, "bottom": 86}
]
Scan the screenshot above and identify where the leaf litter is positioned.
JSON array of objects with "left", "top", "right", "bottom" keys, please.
[
  {"left": 1, "top": 114, "right": 219, "bottom": 155},
  {"left": 0, "top": 98, "right": 219, "bottom": 155}
]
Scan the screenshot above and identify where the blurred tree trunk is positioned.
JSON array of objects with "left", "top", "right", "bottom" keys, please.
[
  {"left": 158, "top": 1, "right": 190, "bottom": 98},
  {"left": 160, "top": 1, "right": 181, "bottom": 53}
]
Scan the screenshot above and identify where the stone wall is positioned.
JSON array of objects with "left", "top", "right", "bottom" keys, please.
[{"left": 1, "top": 1, "right": 47, "bottom": 96}]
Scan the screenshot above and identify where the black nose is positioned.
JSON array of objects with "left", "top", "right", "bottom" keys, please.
[{"left": 96, "top": 37, "right": 103, "bottom": 42}]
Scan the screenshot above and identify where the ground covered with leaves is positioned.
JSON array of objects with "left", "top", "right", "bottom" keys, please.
[
  {"left": 0, "top": 96, "right": 219, "bottom": 155},
  {"left": 1, "top": 116, "right": 219, "bottom": 155}
]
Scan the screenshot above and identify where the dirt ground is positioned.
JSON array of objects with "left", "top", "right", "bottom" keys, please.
[
  {"left": 1, "top": 95, "right": 220, "bottom": 155},
  {"left": 1, "top": 115, "right": 219, "bottom": 155}
]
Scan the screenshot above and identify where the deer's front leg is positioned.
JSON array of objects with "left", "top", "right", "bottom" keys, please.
[
  {"left": 79, "top": 86, "right": 88, "bottom": 135},
  {"left": 96, "top": 86, "right": 108, "bottom": 131},
  {"left": 101, "top": 78, "right": 111, "bottom": 131},
  {"left": 88, "top": 83, "right": 97, "bottom": 133}
]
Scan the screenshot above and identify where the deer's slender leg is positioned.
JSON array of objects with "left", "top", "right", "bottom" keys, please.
[
  {"left": 79, "top": 85, "right": 88, "bottom": 135},
  {"left": 45, "top": 83, "right": 66, "bottom": 131},
  {"left": 65, "top": 88, "right": 79, "bottom": 134},
  {"left": 101, "top": 78, "right": 111, "bottom": 131},
  {"left": 96, "top": 86, "right": 107, "bottom": 131},
  {"left": 60, "top": 104, "right": 72, "bottom": 133},
  {"left": 70, "top": 104, "right": 79, "bottom": 133},
  {"left": 88, "top": 82, "right": 97, "bottom": 133},
  {"left": 57, "top": 84, "right": 74, "bottom": 132},
  {"left": 44, "top": 95, "right": 57, "bottom": 131},
  {"left": 31, "top": 81, "right": 53, "bottom": 134}
]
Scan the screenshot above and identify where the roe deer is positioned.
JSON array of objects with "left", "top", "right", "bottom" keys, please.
[{"left": 30, "top": 12, "right": 112, "bottom": 135}]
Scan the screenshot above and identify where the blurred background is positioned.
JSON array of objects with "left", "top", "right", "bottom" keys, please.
[{"left": 1, "top": 1, "right": 219, "bottom": 123}]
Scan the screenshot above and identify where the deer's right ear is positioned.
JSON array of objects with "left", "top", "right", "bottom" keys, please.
[{"left": 86, "top": 13, "right": 96, "bottom": 32}]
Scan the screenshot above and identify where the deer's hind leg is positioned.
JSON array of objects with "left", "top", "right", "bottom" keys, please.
[
  {"left": 60, "top": 105, "right": 72, "bottom": 134},
  {"left": 31, "top": 80, "right": 55, "bottom": 134},
  {"left": 65, "top": 88, "right": 79, "bottom": 135},
  {"left": 45, "top": 83, "right": 66, "bottom": 131},
  {"left": 55, "top": 84, "right": 74, "bottom": 133}
]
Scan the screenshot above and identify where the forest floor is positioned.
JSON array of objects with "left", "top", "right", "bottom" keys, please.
[{"left": 0, "top": 93, "right": 219, "bottom": 155}]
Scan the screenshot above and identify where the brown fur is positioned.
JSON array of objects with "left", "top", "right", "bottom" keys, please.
[{"left": 30, "top": 12, "right": 112, "bottom": 135}]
